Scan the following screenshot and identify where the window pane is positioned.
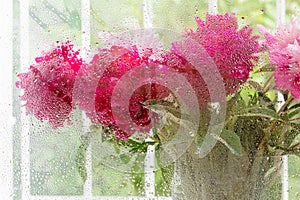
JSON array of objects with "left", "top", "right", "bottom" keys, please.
[{"left": 10, "top": 0, "right": 300, "bottom": 199}]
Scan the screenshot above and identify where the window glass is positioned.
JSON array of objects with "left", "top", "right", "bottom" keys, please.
[{"left": 10, "top": 0, "right": 300, "bottom": 199}]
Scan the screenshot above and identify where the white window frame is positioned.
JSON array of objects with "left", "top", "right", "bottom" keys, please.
[{"left": 0, "top": 1, "right": 14, "bottom": 200}]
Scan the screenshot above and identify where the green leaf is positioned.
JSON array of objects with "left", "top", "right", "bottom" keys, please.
[
  {"left": 99, "top": 127, "right": 155, "bottom": 154},
  {"left": 289, "top": 123, "right": 300, "bottom": 132},
  {"left": 154, "top": 148, "right": 174, "bottom": 196},
  {"left": 146, "top": 98, "right": 196, "bottom": 145},
  {"left": 160, "top": 164, "right": 174, "bottom": 186},
  {"left": 144, "top": 101, "right": 182, "bottom": 120},
  {"left": 289, "top": 134, "right": 300, "bottom": 149},
  {"left": 287, "top": 99, "right": 300, "bottom": 110},
  {"left": 237, "top": 107, "right": 280, "bottom": 120},
  {"left": 247, "top": 80, "right": 262, "bottom": 91},
  {"left": 258, "top": 64, "right": 276, "bottom": 73},
  {"left": 227, "top": 92, "right": 243, "bottom": 112},
  {"left": 264, "top": 166, "right": 277, "bottom": 178},
  {"left": 288, "top": 107, "right": 300, "bottom": 119},
  {"left": 127, "top": 139, "right": 155, "bottom": 153},
  {"left": 75, "top": 134, "right": 90, "bottom": 182},
  {"left": 130, "top": 153, "right": 146, "bottom": 194},
  {"left": 266, "top": 90, "right": 277, "bottom": 103},
  {"left": 119, "top": 154, "right": 131, "bottom": 164},
  {"left": 113, "top": 143, "right": 121, "bottom": 154},
  {"left": 250, "top": 91, "right": 258, "bottom": 105},
  {"left": 29, "top": 7, "right": 49, "bottom": 31},
  {"left": 217, "top": 129, "right": 243, "bottom": 156},
  {"left": 74, "top": 125, "right": 100, "bottom": 182}
]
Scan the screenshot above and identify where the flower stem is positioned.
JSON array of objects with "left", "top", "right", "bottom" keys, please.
[
  {"left": 277, "top": 95, "right": 293, "bottom": 114},
  {"left": 289, "top": 117, "right": 300, "bottom": 122},
  {"left": 145, "top": 132, "right": 160, "bottom": 144},
  {"left": 262, "top": 74, "right": 274, "bottom": 93}
]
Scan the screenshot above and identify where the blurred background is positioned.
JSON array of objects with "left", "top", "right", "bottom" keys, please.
[{"left": 11, "top": 0, "right": 300, "bottom": 199}]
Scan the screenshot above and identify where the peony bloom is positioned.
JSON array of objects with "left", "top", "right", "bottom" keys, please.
[
  {"left": 164, "top": 13, "right": 259, "bottom": 106},
  {"left": 259, "top": 16, "right": 300, "bottom": 98},
  {"left": 16, "top": 41, "right": 82, "bottom": 128},
  {"left": 80, "top": 46, "right": 170, "bottom": 140}
]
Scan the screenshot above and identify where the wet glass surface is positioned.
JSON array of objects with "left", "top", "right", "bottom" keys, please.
[{"left": 8, "top": 0, "right": 300, "bottom": 199}]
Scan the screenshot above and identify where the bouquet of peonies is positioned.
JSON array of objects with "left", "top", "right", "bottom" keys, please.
[{"left": 17, "top": 13, "right": 300, "bottom": 199}]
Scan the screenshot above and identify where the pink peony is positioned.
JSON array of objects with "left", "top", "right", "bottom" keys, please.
[
  {"left": 164, "top": 13, "right": 259, "bottom": 107},
  {"left": 16, "top": 41, "right": 82, "bottom": 128},
  {"left": 259, "top": 16, "right": 300, "bottom": 98},
  {"left": 82, "top": 46, "right": 170, "bottom": 140}
]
